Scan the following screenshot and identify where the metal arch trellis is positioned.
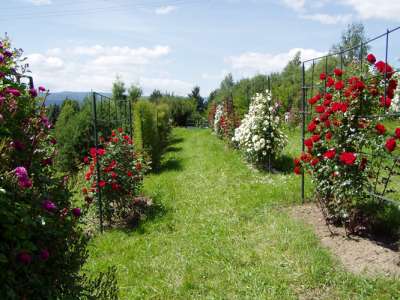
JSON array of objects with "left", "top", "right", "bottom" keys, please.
[
  {"left": 300, "top": 26, "right": 400, "bottom": 206},
  {"left": 91, "top": 91, "right": 133, "bottom": 232}
]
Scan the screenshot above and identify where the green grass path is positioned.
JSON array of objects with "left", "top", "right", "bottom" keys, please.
[{"left": 85, "top": 128, "right": 400, "bottom": 299}]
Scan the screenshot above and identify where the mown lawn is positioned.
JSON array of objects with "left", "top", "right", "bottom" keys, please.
[{"left": 84, "top": 127, "right": 400, "bottom": 299}]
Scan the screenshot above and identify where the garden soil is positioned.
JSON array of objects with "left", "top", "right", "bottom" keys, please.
[{"left": 289, "top": 203, "right": 400, "bottom": 277}]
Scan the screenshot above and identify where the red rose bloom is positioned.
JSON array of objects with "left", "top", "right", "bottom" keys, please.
[
  {"left": 385, "top": 138, "right": 396, "bottom": 152},
  {"left": 304, "top": 138, "right": 313, "bottom": 148},
  {"left": 83, "top": 156, "right": 90, "bottom": 164},
  {"left": 323, "top": 149, "right": 336, "bottom": 159},
  {"left": 375, "top": 123, "right": 386, "bottom": 135},
  {"left": 395, "top": 128, "right": 400, "bottom": 139},
  {"left": 301, "top": 152, "right": 312, "bottom": 162},
  {"left": 335, "top": 80, "right": 344, "bottom": 90},
  {"left": 375, "top": 61, "right": 394, "bottom": 78},
  {"left": 97, "top": 148, "right": 106, "bottom": 156},
  {"left": 324, "top": 119, "right": 331, "bottom": 128},
  {"left": 294, "top": 166, "right": 301, "bottom": 175},
  {"left": 111, "top": 130, "right": 116, "bottom": 137},
  {"left": 340, "top": 152, "right": 356, "bottom": 165},
  {"left": 311, "top": 158, "right": 320, "bottom": 166},
  {"left": 82, "top": 187, "right": 88, "bottom": 194},
  {"left": 380, "top": 96, "right": 391, "bottom": 108},
  {"left": 315, "top": 105, "right": 325, "bottom": 113},
  {"left": 294, "top": 158, "right": 301, "bottom": 166},
  {"left": 99, "top": 180, "right": 106, "bottom": 188},
  {"left": 135, "top": 162, "right": 142, "bottom": 171},
  {"left": 325, "top": 131, "right": 332, "bottom": 140},
  {"left": 326, "top": 76, "right": 335, "bottom": 87},
  {"left": 127, "top": 171, "right": 133, "bottom": 177},
  {"left": 366, "top": 53, "right": 376, "bottom": 64},
  {"left": 340, "top": 102, "right": 348, "bottom": 113},
  {"left": 307, "top": 121, "right": 317, "bottom": 133},
  {"left": 311, "top": 134, "right": 320, "bottom": 143},
  {"left": 118, "top": 127, "right": 123, "bottom": 133},
  {"left": 320, "top": 73, "right": 326, "bottom": 80},
  {"left": 333, "top": 68, "right": 343, "bottom": 77},
  {"left": 90, "top": 148, "right": 97, "bottom": 157}
]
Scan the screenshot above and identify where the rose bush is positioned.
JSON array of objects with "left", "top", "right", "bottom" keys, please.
[
  {"left": 213, "top": 98, "right": 239, "bottom": 141},
  {"left": 294, "top": 54, "right": 400, "bottom": 235},
  {"left": 84, "top": 128, "right": 150, "bottom": 225},
  {"left": 233, "top": 90, "right": 288, "bottom": 168},
  {"left": 0, "top": 37, "right": 115, "bottom": 299}
]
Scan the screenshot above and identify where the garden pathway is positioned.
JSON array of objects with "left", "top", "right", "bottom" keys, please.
[{"left": 85, "top": 128, "right": 400, "bottom": 299}]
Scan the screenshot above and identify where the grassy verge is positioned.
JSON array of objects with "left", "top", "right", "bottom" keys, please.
[{"left": 84, "top": 127, "right": 400, "bottom": 299}]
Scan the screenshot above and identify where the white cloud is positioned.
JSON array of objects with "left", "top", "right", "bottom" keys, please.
[
  {"left": 340, "top": 0, "right": 400, "bottom": 21},
  {"left": 281, "top": 0, "right": 305, "bottom": 11},
  {"left": 28, "top": 0, "right": 52, "bottom": 5},
  {"left": 225, "top": 48, "right": 326, "bottom": 74},
  {"left": 155, "top": 5, "right": 177, "bottom": 15},
  {"left": 26, "top": 45, "right": 192, "bottom": 95},
  {"left": 301, "top": 13, "right": 352, "bottom": 24}
]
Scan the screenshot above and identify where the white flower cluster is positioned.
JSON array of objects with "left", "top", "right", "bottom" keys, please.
[
  {"left": 213, "top": 104, "right": 224, "bottom": 136},
  {"left": 391, "top": 74, "right": 400, "bottom": 115},
  {"left": 232, "top": 90, "right": 287, "bottom": 164}
]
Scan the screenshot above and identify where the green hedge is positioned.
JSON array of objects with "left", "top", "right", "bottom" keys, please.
[{"left": 134, "top": 101, "right": 171, "bottom": 169}]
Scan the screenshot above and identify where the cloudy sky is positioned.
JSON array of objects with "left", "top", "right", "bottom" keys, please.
[{"left": 1, "top": 0, "right": 400, "bottom": 96}]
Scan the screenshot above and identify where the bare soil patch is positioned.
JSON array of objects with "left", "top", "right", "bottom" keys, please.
[{"left": 289, "top": 203, "right": 400, "bottom": 277}]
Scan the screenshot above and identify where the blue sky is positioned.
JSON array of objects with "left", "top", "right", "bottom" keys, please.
[{"left": 1, "top": 0, "right": 399, "bottom": 96}]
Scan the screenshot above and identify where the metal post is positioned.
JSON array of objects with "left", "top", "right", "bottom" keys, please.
[
  {"left": 92, "top": 92, "right": 104, "bottom": 233},
  {"left": 128, "top": 99, "right": 133, "bottom": 138},
  {"left": 301, "top": 62, "right": 306, "bottom": 203},
  {"left": 384, "top": 29, "right": 389, "bottom": 112}
]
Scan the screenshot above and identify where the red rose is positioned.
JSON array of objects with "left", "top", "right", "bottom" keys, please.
[
  {"left": 339, "top": 152, "right": 356, "bottom": 165},
  {"left": 335, "top": 80, "right": 344, "bottom": 91},
  {"left": 320, "top": 73, "right": 326, "bottom": 80},
  {"left": 118, "top": 127, "right": 123, "bottom": 133},
  {"left": 85, "top": 171, "right": 92, "bottom": 181},
  {"left": 311, "top": 158, "right": 320, "bottom": 166},
  {"left": 82, "top": 187, "right": 88, "bottom": 194},
  {"left": 111, "top": 172, "right": 117, "bottom": 179},
  {"left": 301, "top": 152, "right": 312, "bottom": 162},
  {"left": 326, "top": 77, "right": 335, "bottom": 87},
  {"left": 340, "top": 102, "right": 348, "bottom": 113},
  {"left": 395, "top": 128, "right": 400, "bottom": 139},
  {"left": 311, "top": 134, "right": 320, "bottom": 143},
  {"left": 111, "top": 130, "right": 116, "bottom": 137},
  {"left": 307, "top": 121, "right": 317, "bottom": 132},
  {"left": 323, "top": 149, "right": 336, "bottom": 159},
  {"left": 385, "top": 138, "right": 396, "bottom": 152},
  {"left": 294, "top": 158, "right": 301, "bottom": 166},
  {"left": 135, "top": 162, "right": 142, "bottom": 171},
  {"left": 325, "top": 119, "right": 331, "bottom": 128},
  {"left": 83, "top": 156, "right": 90, "bottom": 164},
  {"left": 90, "top": 148, "right": 97, "bottom": 157},
  {"left": 304, "top": 138, "right": 313, "bottom": 148},
  {"left": 366, "top": 53, "right": 376, "bottom": 64},
  {"left": 99, "top": 180, "right": 106, "bottom": 188},
  {"left": 375, "top": 61, "right": 394, "bottom": 78},
  {"left": 127, "top": 171, "right": 133, "bottom": 177},
  {"left": 333, "top": 68, "right": 343, "bottom": 77},
  {"left": 294, "top": 166, "right": 301, "bottom": 175},
  {"left": 315, "top": 105, "right": 325, "bottom": 113},
  {"left": 325, "top": 131, "right": 332, "bottom": 140},
  {"left": 97, "top": 148, "right": 106, "bottom": 156},
  {"left": 380, "top": 96, "right": 391, "bottom": 108},
  {"left": 375, "top": 123, "right": 386, "bottom": 135}
]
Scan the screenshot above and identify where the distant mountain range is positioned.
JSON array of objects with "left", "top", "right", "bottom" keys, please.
[{"left": 45, "top": 91, "right": 112, "bottom": 106}]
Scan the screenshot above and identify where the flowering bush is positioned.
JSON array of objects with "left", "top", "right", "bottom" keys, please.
[
  {"left": 0, "top": 37, "right": 95, "bottom": 299},
  {"left": 294, "top": 54, "right": 400, "bottom": 235},
  {"left": 233, "top": 90, "right": 288, "bottom": 168},
  {"left": 84, "top": 128, "right": 150, "bottom": 224},
  {"left": 213, "top": 98, "right": 239, "bottom": 141}
]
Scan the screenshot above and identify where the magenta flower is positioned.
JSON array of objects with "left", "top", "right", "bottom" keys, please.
[
  {"left": 38, "top": 86, "right": 46, "bottom": 92},
  {"left": 42, "top": 199, "right": 57, "bottom": 212},
  {"left": 10, "top": 140, "right": 25, "bottom": 151},
  {"left": 0, "top": 72, "right": 5, "bottom": 78},
  {"left": 14, "top": 166, "right": 29, "bottom": 180},
  {"left": 72, "top": 207, "right": 81, "bottom": 217},
  {"left": 0, "top": 53, "right": 4, "bottom": 63},
  {"left": 29, "top": 88, "right": 38, "bottom": 98},
  {"left": 39, "top": 249, "right": 50, "bottom": 261},
  {"left": 17, "top": 251, "right": 32, "bottom": 265},
  {"left": 5, "top": 88, "right": 21, "bottom": 97},
  {"left": 4, "top": 50, "right": 12, "bottom": 57}
]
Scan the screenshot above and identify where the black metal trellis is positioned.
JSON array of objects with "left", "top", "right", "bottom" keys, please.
[
  {"left": 300, "top": 26, "right": 400, "bottom": 206},
  {"left": 91, "top": 91, "right": 133, "bottom": 232}
]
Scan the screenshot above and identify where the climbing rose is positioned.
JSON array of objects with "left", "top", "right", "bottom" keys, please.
[
  {"left": 29, "top": 88, "right": 38, "bottom": 97},
  {"left": 42, "top": 200, "right": 57, "bottom": 212},
  {"left": 311, "top": 158, "right": 320, "bottom": 166},
  {"left": 380, "top": 96, "right": 392, "bottom": 108},
  {"left": 17, "top": 251, "right": 32, "bottom": 265},
  {"left": 325, "top": 131, "right": 332, "bottom": 141},
  {"left": 40, "top": 249, "right": 50, "bottom": 261},
  {"left": 333, "top": 68, "right": 343, "bottom": 77},
  {"left": 99, "top": 180, "right": 106, "bottom": 188},
  {"left": 395, "top": 128, "right": 400, "bottom": 139},
  {"left": 367, "top": 53, "right": 376, "bottom": 64},
  {"left": 307, "top": 121, "right": 316, "bottom": 132},
  {"left": 72, "top": 208, "right": 81, "bottom": 217},
  {"left": 14, "top": 166, "right": 32, "bottom": 188},
  {"left": 339, "top": 152, "right": 356, "bottom": 165},
  {"left": 375, "top": 123, "right": 386, "bottom": 135},
  {"left": 294, "top": 166, "right": 301, "bottom": 175},
  {"left": 335, "top": 80, "right": 344, "bottom": 90},
  {"left": 38, "top": 86, "right": 46, "bottom": 92},
  {"left": 97, "top": 148, "right": 106, "bottom": 156},
  {"left": 323, "top": 149, "right": 336, "bottom": 159},
  {"left": 385, "top": 138, "right": 396, "bottom": 152},
  {"left": 319, "top": 73, "right": 326, "bottom": 80}
]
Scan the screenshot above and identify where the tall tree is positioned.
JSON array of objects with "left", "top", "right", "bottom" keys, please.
[
  {"left": 112, "top": 76, "right": 126, "bottom": 102},
  {"left": 127, "top": 84, "right": 142, "bottom": 103},
  {"left": 149, "top": 89, "right": 162, "bottom": 103},
  {"left": 188, "top": 86, "right": 204, "bottom": 112},
  {"left": 331, "top": 22, "right": 369, "bottom": 64}
]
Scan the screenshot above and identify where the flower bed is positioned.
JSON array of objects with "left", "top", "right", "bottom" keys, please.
[{"left": 294, "top": 54, "right": 400, "bottom": 235}]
